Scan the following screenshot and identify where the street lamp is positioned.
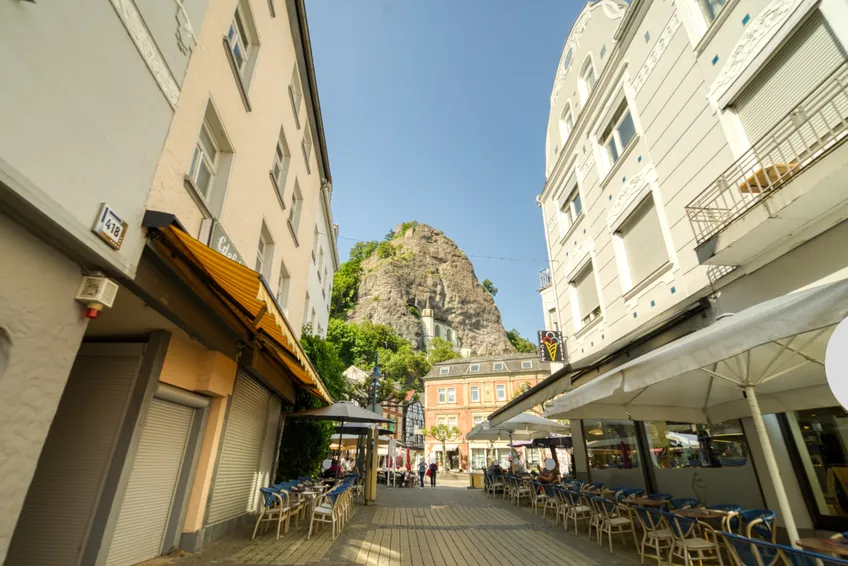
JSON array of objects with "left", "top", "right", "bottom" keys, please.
[{"left": 369, "top": 353, "right": 382, "bottom": 414}]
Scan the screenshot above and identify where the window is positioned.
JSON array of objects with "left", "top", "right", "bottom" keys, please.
[
  {"left": 620, "top": 197, "right": 668, "bottom": 287},
  {"left": 317, "top": 324, "right": 323, "bottom": 337},
  {"left": 585, "top": 419, "right": 641, "bottom": 470},
  {"left": 448, "top": 416, "right": 458, "bottom": 429},
  {"left": 254, "top": 223, "right": 273, "bottom": 278},
  {"left": 437, "top": 415, "right": 447, "bottom": 426},
  {"left": 493, "top": 362, "right": 505, "bottom": 371},
  {"left": 558, "top": 184, "right": 583, "bottom": 237},
  {"left": 302, "top": 292, "right": 310, "bottom": 328},
  {"left": 289, "top": 67, "right": 304, "bottom": 129},
  {"left": 787, "top": 406, "right": 848, "bottom": 519},
  {"left": 573, "top": 264, "right": 601, "bottom": 326},
  {"left": 522, "top": 360, "right": 533, "bottom": 369},
  {"left": 439, "top": 367, "right": 450, "bottom": 375},
  {"left": 563, "top": 48, "right": 573, "bottom": 70},
  {"left": 579, "top": 57, "right": 596, "bottom": 103},
  {"left": 271, "top": 128, "right": 291, "bottom": 197},
  {"left": 302, "top": 127, "right": 313, "bottom": 174},
  {"left": 470, "top": 364, "right": 480, "bottom": 373},
  {"left": 548, "top": 308, "right": 559, "bottom": 332},
  {"left": 601, "top": 99, "right": 637, "bottom": 167},
  {"left": 645, "top": 420, "right": 747, "bottom": 469},
  {"left": 697, "top": 0, "right": 729, "bottom": 24},
  {"left": 496, "top": 385, "right": 506, "bottom": 401},
  {"left": 310, "top": 308, "right": 316, "bottom": 328},
  {"left": 189, "top": 120, "right": 218, "bottom": 199},
  {"left": 227, "top": 5, "right": 252, "bottom": 74},
  {"left": 560, "top": 104, "right": 575, "bottom": 142},
  {"left": 277, "top": 261, "right": 290, "bottom": 313},
  {"left": 470, "top": 386, "right": 479, "bottom": 402},
  {"left": 287, "top": 182, "right": 303, "bottom": 240},
  {"left": 438, "top": 389, "right": 446, "bottom": 403},
  {"left": 435, "top": 325, "right": 441, "bottom": 339},
  {"left": 318, "top": 248, "right": 325, "bottom": 280},
  {"left": 438, "top": 388, "right": 455, "bottom": 404},
  {"left": 447, "top": 388, "right": 456, "bottom": 403},
  {"left": 473, "top": 415, "right": 484, "bottom": 426}
]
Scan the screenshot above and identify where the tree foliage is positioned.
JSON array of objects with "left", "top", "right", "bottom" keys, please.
[
  {"left": 482, "top": 279, "right": 498, "bottom": 296},
  {"left": 427, "top": 337, "right": 460, "bottom": 365},
  {"left": 506, "top": 329, "right": 538, "bottom": 353},
  {"left": 330, "top": 241, "right": 378, "bottom": 318},
  {"left": 426, "top": 424, "right": 462, "bottom": 469}
]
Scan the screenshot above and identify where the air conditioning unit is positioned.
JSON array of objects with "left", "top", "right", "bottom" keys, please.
[{"left": 74, "top": 275, "right": 119, "bottom": 319}]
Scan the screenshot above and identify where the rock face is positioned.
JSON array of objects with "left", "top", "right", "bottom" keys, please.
[{"left": 347, "top": 223, "right": 515, "bottom": 355}]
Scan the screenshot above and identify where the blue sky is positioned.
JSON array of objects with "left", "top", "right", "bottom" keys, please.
[{"left": 306, "top": 0, "right": 581, "bottom": 342}]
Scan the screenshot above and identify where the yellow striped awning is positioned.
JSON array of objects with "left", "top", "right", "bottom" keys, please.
[{"left": 162, "top": 225, "right": 331, "bottom": 403}]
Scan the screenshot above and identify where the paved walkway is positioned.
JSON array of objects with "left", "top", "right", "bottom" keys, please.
[{"left": 147, "top": 483, "right": 640, "bottom": 566}]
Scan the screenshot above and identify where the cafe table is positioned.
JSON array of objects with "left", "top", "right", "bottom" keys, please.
[
  {"left": 796, "top": 538, "right": 848, "bottom": 558},
  {"left": 626, "top": 497, "right": 670, "bottom": 508},
  {"left": 673, "top": 507, "right": 729, "bottom": 525}
]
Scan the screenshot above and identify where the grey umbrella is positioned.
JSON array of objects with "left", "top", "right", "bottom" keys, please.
[{"left": 288, "top": 401, "right": 391, "bottom": 476}]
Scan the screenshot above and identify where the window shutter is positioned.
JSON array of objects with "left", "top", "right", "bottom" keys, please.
[
  {"left": 734, "top": 12, "right": 846, "bottom": 144},
  {"left": 622, "top": 198, "right": 668, "bottom": 285},
  {"left": 574, "top": 266, "right": 600, "bottom": 319}
]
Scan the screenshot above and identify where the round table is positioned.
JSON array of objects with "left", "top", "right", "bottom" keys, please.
[
  {"left": 673, "top": 508, "right": 726, "bottom": 521},
  {"left": 627, "top": 497, "right": 670, "bottom": 508},
  {"left": 796, "top": 538, "right": 848, "bottom": 558}
]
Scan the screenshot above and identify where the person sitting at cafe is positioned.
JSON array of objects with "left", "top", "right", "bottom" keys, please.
[
  {"left": 322, "top": 458, "right": 342, "bottom": 478},
  {"left": 537, "top": 464, "right": 560, "bottom": 484},
  {"left": 511, "top": 455, "right": 527, "bottom": 475},
  {"left": 487, "top": 460, "right": 503, "bottom": 476}
]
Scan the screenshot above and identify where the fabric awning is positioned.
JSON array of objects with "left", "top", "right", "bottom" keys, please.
[{"left": 157, "top": 224, "right": 331, "bottom": 403}]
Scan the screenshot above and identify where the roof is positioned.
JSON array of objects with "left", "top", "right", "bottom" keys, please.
[{"left": 424, "top": 353, "right": 548, "bottom": 379}]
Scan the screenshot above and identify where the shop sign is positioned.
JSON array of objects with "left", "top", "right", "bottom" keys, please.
[
  {"left": 538, "top": 330, "right": 565, "bottom": 362},
  {"left": 201, "top": 219, "right": 246, "bottom": 265},
  {"left": 826, "top": 317, "right": 848, "bottom": 410}
]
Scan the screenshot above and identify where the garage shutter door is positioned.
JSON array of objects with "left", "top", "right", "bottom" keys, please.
[
  {"left": 105, "top": 399, "right": 194, "bottom": 566},
  {"left": 207, "top": 372, "right": 276, "bottom": 523},
  {"left": 621, "top": 197, "right": 668, "bottom": 285},
  {"left": 735, "top": 12, "right": 847, "bottom": 144}
]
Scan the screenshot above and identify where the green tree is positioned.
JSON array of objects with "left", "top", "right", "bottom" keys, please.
[
  {"left": 426, "top": 424, "right": 462, "bottom": 470},
  {"left": 482, "top": 279, "right": 498, "bottom": 296},
  {"left": 330, "top": 241, "right": 378, "bottom": 318},
  {"left": 427, "top": 337, "right": 460, "bottom": 364},
  {"left": 506, "top": 329, "right": 538, "bottom": 353}
]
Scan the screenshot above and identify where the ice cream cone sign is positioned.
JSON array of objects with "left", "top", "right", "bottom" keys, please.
[{"left": 538, "top": 330, "right": 565, "bottom": 362}]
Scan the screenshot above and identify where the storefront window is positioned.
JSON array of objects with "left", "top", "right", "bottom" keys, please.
[
  {"left": 645, "top": 421, "right": 747, "bottom": 469},
  {"left": 527, "top": 448, "right": 541, "bottom": 466},
  {"left": 585, "top": 420, "right": 640, "bottom": 470},
  {"left": 470, "top": 448, "right": 487, "bottom": 470},
  {"left": 495, "top": 449, "right": 511, "bottom": 468},
  {"left": 790, "top": 407, "right": 848, "bottom": 518}
]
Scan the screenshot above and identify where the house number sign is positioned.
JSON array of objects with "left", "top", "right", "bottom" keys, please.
[{"left": 91, "top": 204, "right": 128, "bottom": 250}]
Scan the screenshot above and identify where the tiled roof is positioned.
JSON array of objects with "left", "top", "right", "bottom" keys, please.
[{"left": 423, "top": 353, "right": 548, "bottom": 379}]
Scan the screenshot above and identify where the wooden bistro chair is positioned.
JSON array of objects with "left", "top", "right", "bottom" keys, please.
[
  {"left": 308, "top": 486, "right": 346, "bottom": 541},
  {"left": 665, "top": 510, "right": 724, "bottom": 566},
  {"left": 633, "top": 505, "right": 673, "bottom": 565},
  {"left": 252, "top": 487, "right": 297, "bottom": 540},
  {"left": 562, "top": 489, "right": 592, "bottom": 535},
  {"left": 594, "top": 495, "right": 639, "bottom": 553}
]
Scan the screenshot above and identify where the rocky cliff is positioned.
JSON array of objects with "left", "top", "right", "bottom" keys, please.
[{"left": 346, "top": 223, "right": 515, "bottom": 355}]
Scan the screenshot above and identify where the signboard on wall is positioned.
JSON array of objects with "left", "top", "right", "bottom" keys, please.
[
  {"left": 200, "top": 219, "right": 246, "bottom": 266},
  {"left": 538, "top": 330, "right": 565, "bottom": 362}
]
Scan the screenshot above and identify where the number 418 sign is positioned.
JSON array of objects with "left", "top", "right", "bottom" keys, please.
[{"left": 92, "top": 204, "right": 128, "bottom": 250}]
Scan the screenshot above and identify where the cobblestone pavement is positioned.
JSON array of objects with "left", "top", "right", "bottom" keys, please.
[{"left": 144, "top": 483, "right": 641, "bottom": 566}]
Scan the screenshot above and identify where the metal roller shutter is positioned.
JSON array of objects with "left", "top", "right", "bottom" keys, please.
[
  {"left": 735, "top": 12, "right": 847, "bottom": 144},
  {"left": 105, "top": 399, "right": 194, "bottom": 566},
  {"left": 573, "top": 265, "right": 600, "bottom": 320},
  {"left": 254, "top": 395, "right": 283, "bottom": 510},
  {"left": 207, "top": 371, "right": 272, "bottom": 523},
  {"left": 621, "top": 197, "right": 668, "bottom": 285}
]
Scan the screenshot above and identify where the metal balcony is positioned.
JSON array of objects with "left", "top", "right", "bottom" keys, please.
[
  {"left": 539, "top": 267, "right": 552, "bottom": 290},
  {"left": 686, "top": 63, "right": 848, "bottom": 248}
]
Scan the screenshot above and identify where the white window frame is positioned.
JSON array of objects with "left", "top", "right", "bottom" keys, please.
[
  {"left": 448, "top": 416, "right": 458, "bottom": 429},
  {"left": 437, "top": 415, "right": 447, "bottom": 426},
  {"left": 496, "top": 384, "right": 506, "bottom": 401},
  {"left": 447, "top": 388, "right": 456, "bottom": 403},
  {"left": 570, "top": 262, "right": 602, "bottom": 329},
  {"left": 470, "top": 386, "right": 479, "bottom": 402},
  {"left": 676, "top": 0, "right": 733, "bottom": 47},
  {"left": 521, "top": 360, "right": 533, "bottom": 369},
  {"left": 438, "top": 388, "right": 447, "bottom": 404},
  {"left": 312, "top": 225, "right": 319, "bottom": 262},
  {"left": 599, "top": 98, "right": 637, "bottom": 171},
  {"left": 188, "top": 120, "right": 219, "bottom": 200},
  {"left": 302, "top": 126, "right": 313, "bottom": 174},
  {"left": 255, "top": 222, "right": 273, "bottom": 278},
  {"left": 318, "top": 247, "right": 325, "bottom": 279},
  {"left": 276, "top": 260, "right": 290, "bottom": 313},
  {"left": 614, "top": 193, "right": 673, "bottom": 293},
  {"left": 271, "top": 128, "right": 291, "bottom": 198},
  {"left": 473, "top": 415, "right": 484, "bottom": 426},
  {"left": 439, "top": 367, "right": 450, "bottom": 376},
  {"left": 287, "top": 181, "right": 303, "bottom": 241},
  {"left": 469, "top": 364, "right": 480, "bottom": 373},
  {"left": 289, "top": 67, "right": 304, "bottom": 129},
  {"left": 578, "top": 55, "right": 597, "bottom": 105},
  {"left": 493, "top": 362, "right": 505, "bottom": 371},
  {"left": 557, "top": 181, "right": 583, "bottom": 239},
  {"left": 227, "top": 5, "right": 252, "bottom": 74},
  {"left": 560, "top": 102, "right": 575, "bottom": 143}
]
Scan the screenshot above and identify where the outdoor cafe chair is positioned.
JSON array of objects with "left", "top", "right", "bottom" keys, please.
[
  {"left": 671, "top": 498, "right": 702, "bottom": 510},
  {"left": 586, "top": 494, "right": 606, "bottom": 544},
  {"left": 530, "top": 481, "right": 548, "bottom": 515},
  {"left": 563, "top": 489, "right": 592, "bottom": 535},
  {"left": 542, "top": 483, "right": 560, "bottom": 520},
  {"left": 664, "top": 510, "right": 725, "bottom": 566},
  {"left": 722, "top": 531, "right": 848, "bottom": 566},
  {"left": 633, "top": 505, "right": 673, "bottom": 565},
  {"left": 616, "top": 487, "right": 646, "bottom": 503},
  {"left": 252, "top": 487, "right": 298, "bottom": 540},
  {"left": 552, "top": 486, "right": 569, "bottom": 527},
  {"left": 707, "top": 504, "right": 743, "bottom": 532},
  {"left": 513, "top": 477, "right": 533, "bottom": 506},
  {"left": 648, "top": 493, "right": 675, "bottom": 502},
  {"left": 739, "top": 509, "right": 777, "bottom": 543},
  {"left": 594, "top": 495, "right": 639, "bottom": 553},
  {"left": 308, "top": 486, "right": 349, "bottom": 540},
  {"left": 485, "top": 471, "right": 505, "bottom": 498}
]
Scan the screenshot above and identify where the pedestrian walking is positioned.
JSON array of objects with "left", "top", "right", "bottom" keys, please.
[
  {"left": 417, "top": 458, "right": 427, "bottom": 489},
  {"left": 429, "top": 461, "right": 438, "bottom": 488}
]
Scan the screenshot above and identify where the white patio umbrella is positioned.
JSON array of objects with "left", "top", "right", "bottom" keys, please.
[
  {"left": 494, "top": 412, "right": 571, "bottom": 435},
  {"left": 544, "top": 276, "right": 848, "bottom": 545}
]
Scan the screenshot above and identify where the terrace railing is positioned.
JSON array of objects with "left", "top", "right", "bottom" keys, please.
[{"left": 685, "top": 62, "right": 848, "bottom": 245}]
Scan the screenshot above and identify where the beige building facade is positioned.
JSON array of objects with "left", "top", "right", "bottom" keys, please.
[{"left": 2, "top": 1, "right": 338, "bottom": 564}]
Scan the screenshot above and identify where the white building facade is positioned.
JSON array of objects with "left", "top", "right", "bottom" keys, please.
[
  {"left": 305, "top": 186, "right": 339, "bottom": 337},
  {"left": 505, "top": 0, "right": 848, "bottom": 537}
]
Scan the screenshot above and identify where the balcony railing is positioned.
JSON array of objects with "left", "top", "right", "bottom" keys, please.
[
  {"left": 539, "top": 267, "right": 553, "bottom": 290},
  {"left": 686, "top": 63, "right": 848, "bottom": 245}
]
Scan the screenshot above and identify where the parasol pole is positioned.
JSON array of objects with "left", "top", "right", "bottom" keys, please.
[{"left": 336, "top": 418, "right": 345, "bottom": 478}]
